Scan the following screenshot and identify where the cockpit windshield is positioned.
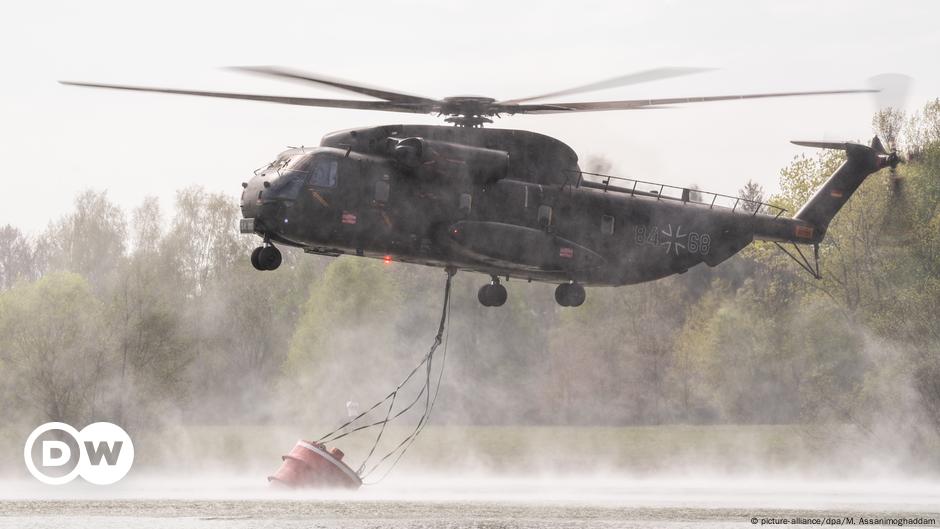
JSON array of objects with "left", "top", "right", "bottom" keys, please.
[
  {"left": 254, "top": 151, "right": 294, "bottom": 176},
  {"left": 283, "top": 154, "right": 338, "bottom": 188}
]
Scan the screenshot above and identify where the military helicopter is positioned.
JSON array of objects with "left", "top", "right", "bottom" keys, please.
[{"left": 62, "top": 67, "right": 898, "bottom": 307}]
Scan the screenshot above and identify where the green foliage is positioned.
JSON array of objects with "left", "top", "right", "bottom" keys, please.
[
  {"left": 282, "top": 257, "right": 409, "bottom": 424},
  {"left": 773, "top": 150, "right": 844, "bottom": 213},
  {"left": 288, "top": 257, "right": 404, "bottom": 372},
  {"left": 731, "top": 102, "right": 940, "bottom": 453},
  {"left": 0, "top": 272, "right": 113, "bottom": 424}
]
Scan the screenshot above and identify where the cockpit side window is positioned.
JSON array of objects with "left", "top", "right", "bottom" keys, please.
[{"left": 310, "top": 158, "right": 338, "bottom": 188}]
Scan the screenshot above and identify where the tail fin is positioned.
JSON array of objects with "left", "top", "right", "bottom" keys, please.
[{"left": 791, "top": 136, "right": 895, "bottom": 240}]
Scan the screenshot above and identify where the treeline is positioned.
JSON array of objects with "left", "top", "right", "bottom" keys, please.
[{"left": 1, "top": 103, "right": 939, "bottom": 461}]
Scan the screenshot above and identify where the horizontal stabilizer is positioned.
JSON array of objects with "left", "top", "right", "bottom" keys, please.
[{"left": 790, "top": 140, "right": 851, "bottom": 150}]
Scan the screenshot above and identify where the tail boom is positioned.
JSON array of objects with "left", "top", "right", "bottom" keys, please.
[{"left": 753, "top": 137, "right": 893, "bottom": 244}]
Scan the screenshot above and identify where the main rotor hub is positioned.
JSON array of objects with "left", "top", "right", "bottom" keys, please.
[{"left": 440, "top": 96, "right": 498, "bottom": 127}]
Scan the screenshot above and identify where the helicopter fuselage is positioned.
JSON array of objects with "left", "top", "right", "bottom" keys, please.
[
  {"left": 240, "top": 125, "right": 816, "bottom": 287},
  {"left": 61, "top": 67, "right": 893, "bottom": 305}
]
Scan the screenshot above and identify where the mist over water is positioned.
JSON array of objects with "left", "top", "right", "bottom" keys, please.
[
  {"left": 2, "top": 472, "right": 939, "bottom": 529},
  {"left": 2, "top": 472, "right": 940, "bottom": 506}
]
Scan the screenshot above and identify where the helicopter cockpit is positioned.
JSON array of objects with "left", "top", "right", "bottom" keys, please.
[
  {"left": 257, "top": 151, "right": 340, "bottom": 201},
  {"left": 289, "top": 154, "right": 338, "bottom": 188}
]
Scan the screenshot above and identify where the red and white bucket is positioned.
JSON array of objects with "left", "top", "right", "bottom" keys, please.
[{"left": 268, "top": 440, "right": 362, "bottom": 489}]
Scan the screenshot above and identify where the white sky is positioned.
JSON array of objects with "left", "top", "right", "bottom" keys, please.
[{"left": 1, "top": 0, "right": 938, "bottom": 234}]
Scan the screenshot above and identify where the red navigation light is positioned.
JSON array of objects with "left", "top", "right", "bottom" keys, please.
[{"left": 383, "top": 255, "right": 392, "bottom": 265}]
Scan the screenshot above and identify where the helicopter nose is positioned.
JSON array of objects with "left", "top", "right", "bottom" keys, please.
[
  {"left": 240, "top": 176, "right": 264, "bottom": 219},
  {"left": 239, "top": 174, "right": 270, "bottom": 236}
]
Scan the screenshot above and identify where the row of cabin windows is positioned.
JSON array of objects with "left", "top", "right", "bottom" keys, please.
[
  {"left": 373, "top": 181, "right": 619, "bottom": 236},
  {"left": 537, "top": 205, "right": 616, "bottom": 235},
  {"left": 300, "top": 157, "right": 614, "bottom": 236}
]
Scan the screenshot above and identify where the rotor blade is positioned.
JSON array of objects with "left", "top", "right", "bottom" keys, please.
[
  {"left": 503, "top": 103, "right": 673, "bottom": 114},
  {"left": 497, "top": 67, "right": 713, "bottom": 104},
  {"left": 505, "top": 88, "right": 877, "bottom": 114},
  {"left": 228, "top": 66, "right": 439, "bottom": 105},
  {"left": 59, "top": 81, "right": 435, "bottom": 114}
]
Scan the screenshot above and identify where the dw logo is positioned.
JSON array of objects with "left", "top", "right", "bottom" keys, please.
[{"left": 23, "top": 422, "right": 134, "bottom": 485}]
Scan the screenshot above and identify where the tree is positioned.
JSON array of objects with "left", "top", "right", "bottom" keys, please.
[
  {"left": 131, "top": 196, "right": 164, "bottom": 255},
  {"left": 772, "top": 150, "right": 843, "bottom": 212},
  {"left": 738, "top": 179, "right": 765, "bottom": 212},
  {"left": 110, "top": 237, "right": 191, "bottom": 427},
  {"left": 0, "top": 225, "right": 34, "bottom": 290},
  {"left": 162, "top": 186, "right": 248, "bottom": 293},
  {"left": 284, "top": 257, "right": 407, "bottom": 423},
  {"left": 873, "top": 108, "right": 906, "bottom": 150},
  {"left": 906, "top": 98, "right": 940, "bottom": 150},
  {"left": 37, "top": 190, "right": 127, "bottom": 291},
  {"left": 0, "top": 273, "right": 116, "bottom": 425},
  {"left": 187, "top": 248, "right": 323, "bottom": 422}
]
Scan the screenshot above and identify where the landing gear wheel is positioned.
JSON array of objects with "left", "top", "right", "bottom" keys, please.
[
  {"left": 489, "top": 283, "right": 507, "bottom": 306},
  {"left": 477, "top": 280, "right": 508, "bottom": 307},
  {"left": 250, "top": 247, "right": 264, "bottom": 271},
  {"left": 256, "top": 245, "right": 282, "bottom": 271},
  {"left": 555, "top": 283, "right": 569, "bottom": 306},
  {"left": 478, "top": 285, "right": 490, "bottom": 306},
  {"left": 555, "top": 282, "right": 585, "bottom": 307}
]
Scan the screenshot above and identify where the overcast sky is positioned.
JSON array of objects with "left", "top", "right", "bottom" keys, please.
[{"left": 2, "top": 0, "right": 938, "bottom": 234}]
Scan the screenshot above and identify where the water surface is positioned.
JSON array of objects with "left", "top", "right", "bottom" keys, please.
[{"left": 1, "top": 475, "right": 937, "bottom": 528}]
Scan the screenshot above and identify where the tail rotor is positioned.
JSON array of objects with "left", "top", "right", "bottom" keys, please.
[{"left": 869, "top": 74, "right": 913, "bottom": 235}]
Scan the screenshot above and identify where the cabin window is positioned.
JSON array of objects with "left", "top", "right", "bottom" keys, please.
[
  {"left": 374, "top": 180, "right": 390, "bottom": 203},
  {"left": 310, "top": 158, "right": 338, "bottom": 188},
  {"left": 601, "top": 215, "right": 615, "bottom": 235},
  {"left": 459, "top": 193, "right": 472, "bottom": 214},
  {"left": 538, "top": 204, "right": 552, "bottom": 227}
]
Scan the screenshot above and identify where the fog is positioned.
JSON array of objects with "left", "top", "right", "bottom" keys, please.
[{"left": 0, "top": 106, "right": 939, "bottom": 529}]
